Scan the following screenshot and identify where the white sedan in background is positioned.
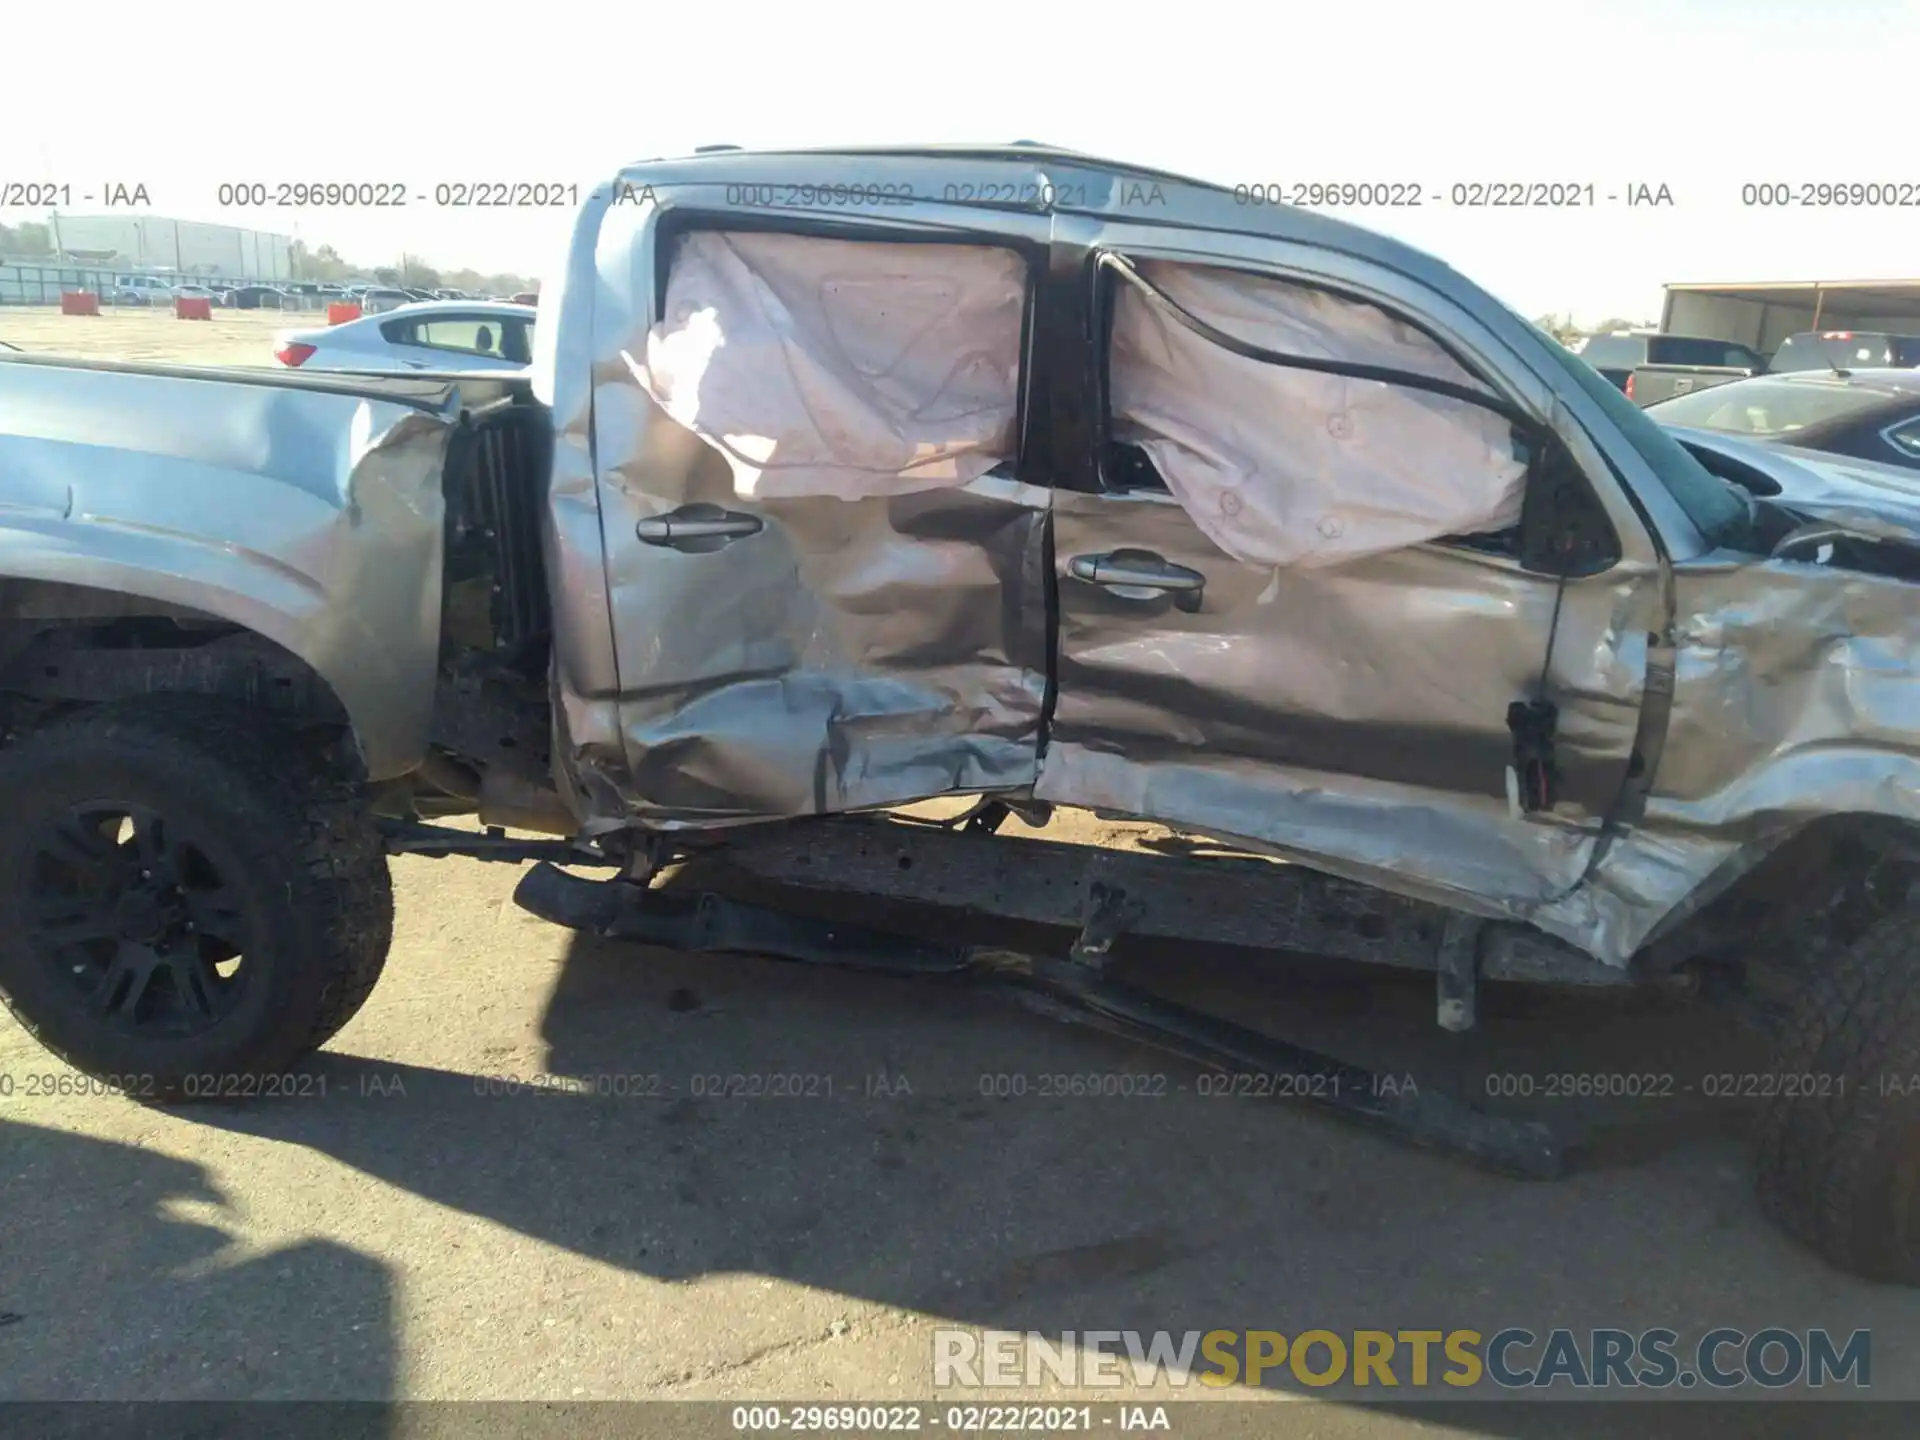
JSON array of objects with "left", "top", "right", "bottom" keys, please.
[{"left": 272, "top": 300, "right": 536, "bottom": 372}]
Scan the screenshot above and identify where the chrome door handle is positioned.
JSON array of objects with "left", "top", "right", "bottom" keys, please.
[
  {"left": 635, "top": 504, "right": 765, "bottom": 549},
  {"left": 1069, "top": 550, "right": 1205, "bottom": 591}
]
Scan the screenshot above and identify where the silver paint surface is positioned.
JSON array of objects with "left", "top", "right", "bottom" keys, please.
[
  {"left": 534, "top": 150, "right": 1920, "bottom": 964},
  {"left": 0, "top": 357, "right": 454, "bottom": 780},
  {"left": 556, "top": 182, "right": 1055, "bottom": 827},
  {"left": 21, "top": 148, "right": 1920, "bottom": 971}
]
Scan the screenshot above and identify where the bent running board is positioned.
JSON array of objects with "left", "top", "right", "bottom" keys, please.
[{"left": 513, "top": 862, "right": 1567, "bottom": 1180}]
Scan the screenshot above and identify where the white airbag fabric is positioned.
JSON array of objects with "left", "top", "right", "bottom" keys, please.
[
  {"left": 1112, "top": 262, "right": 1527, "bottom": 568},
  {"left": 635, "top": 232, "right": 1024, "bottom": 502}
]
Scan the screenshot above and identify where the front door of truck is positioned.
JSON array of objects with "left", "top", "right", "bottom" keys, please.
[
  {"left": 1036, "top": 224, "right": 1656, "bottom": 907},
  {"left": 592, "top": 204, "right": 1055, "bottom": 826}
]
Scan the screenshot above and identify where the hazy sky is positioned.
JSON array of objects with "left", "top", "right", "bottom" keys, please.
[{"left": 7, "top": 0, "right": 1914, "bottom": 323}]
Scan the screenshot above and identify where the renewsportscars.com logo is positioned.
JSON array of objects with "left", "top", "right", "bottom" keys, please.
[{"left": 933, "top": 1328, "right": 1872, "bottom": 1391}]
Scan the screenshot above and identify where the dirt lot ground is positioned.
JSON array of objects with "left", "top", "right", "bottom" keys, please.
[
  {"left": 1, "top": 315, "right": 1912, "bottom": 1430},
  {"left": 0, "top": 304, "right": 298, "bottom": 366}
]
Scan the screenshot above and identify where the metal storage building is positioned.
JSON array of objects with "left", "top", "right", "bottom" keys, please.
[
  {"left": 1661, "top": 280, "right": 1920, "bottom": 351},
  {"left": 43, "top": 214, "right": 294, "bottom": 281}
]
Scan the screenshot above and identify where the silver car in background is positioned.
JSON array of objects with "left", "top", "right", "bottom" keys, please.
[{"left": 272, "top": 300, "right": 536, "bottom": 372}]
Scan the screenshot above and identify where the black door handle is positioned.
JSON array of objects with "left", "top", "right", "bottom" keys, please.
[
  {"left": 1069, "top": 549, "right": 1206, "bottom": 601},
  {"left": 636, "top": 503, "right": 764, "bottom": 551}
]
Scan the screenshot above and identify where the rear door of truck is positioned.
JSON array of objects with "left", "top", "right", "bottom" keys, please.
[{"left": 588, "top": 172, "right": 1056, "bottom": 826}]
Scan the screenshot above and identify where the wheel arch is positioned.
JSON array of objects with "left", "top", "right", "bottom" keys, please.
[
  {"left": 1636, "top": 811, "right": 1920, "bottom": 975},
  {"left": 0, "top": 567, "right": 428, "bottom": 780}
]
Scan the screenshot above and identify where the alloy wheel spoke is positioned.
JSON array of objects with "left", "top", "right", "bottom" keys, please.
[
  {"left": 166, "top": 953, "right": 219, "bottom": 1020},
  {"left": 30, "top": 894, "right": 121, "bottom": 947},
  {"left": 35, "top": 805, "right": 242, "bottom": 1036},
  {"left": 184, "top": 886, "right": 249, "bottom": 947},
  {"left": 41, "top": 815, "right": 122, "bottom": 881},
  {"left": 93, "top": 946, "right": 158, "bottom": 1020}
]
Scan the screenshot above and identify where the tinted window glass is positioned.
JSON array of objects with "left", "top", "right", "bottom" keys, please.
[
  {"left": 1836, "top": 338, "right": 1894, "bottom": 367},
  {"left": 1884, "top": 417, "right": 1920, "bottom": 458},
  {"left": 1772, "top": 333, "right": 1906, "bottom": 371},
  {"left": 1578, "top": 335, "right": 1644, "bottom": 369},
  {"left": 1894, "top": 338, "right": 1920, "bottom": 367},
  {"left": 414, "top": 318, "right": 508, "bottom": 357},
  {"left": 1768, "top": 335, "right": 1836, "bottom": 372},
  {"left": 1650, "top": 336, "right": 1761, "bottom": 368},
  {"left": 500, "top": 319, "right": 533, "bottom": 365},
  {"left": 1645, "top": 377, "right": 1892, "bottom": 435},
  {"left": 1536, "top": 337, "right": 1748, "bottom": 543}
]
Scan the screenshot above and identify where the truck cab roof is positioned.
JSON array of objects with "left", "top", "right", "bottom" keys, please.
[{"left": 605, "top": 143, "right": 1483, "bottom": 299}]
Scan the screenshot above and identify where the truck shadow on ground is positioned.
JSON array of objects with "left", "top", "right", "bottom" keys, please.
[
  {"left": 0, "top": 1118, "right": 395, "bottom": 1418},
  {"left": 170, "top": 875, "right": 1920, "bottom": 1418}
]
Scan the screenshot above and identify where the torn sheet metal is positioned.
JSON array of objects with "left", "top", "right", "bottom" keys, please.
[
  {"left": 634, "top": 232, "right": 1025, "bottom": 502},
  {"left": 1038, "top": 529, "right": 1920, "bottom": 967},
  {"left": 583, "top": 221, "right": 1050, "bottom": 826},
  {"left": 1038, "top": 477, "right": 1661, "bottom": 961},
  {"left": 1540, "top": 553, "right": 1920, "bottom": 959},
  {"left": 544, "top": 153, "right": 1920, "bottom": 972},
  {"left": 1110, "top": 261, "right": 1527, "bottom": 567},
  {"left": 0, "top": 358, "right": 455, "bottom": 779},
  {"left": 601, "top": 470, "right": 1051, "bottom": 825}
]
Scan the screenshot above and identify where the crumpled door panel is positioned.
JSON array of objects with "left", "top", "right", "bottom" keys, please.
[{"left": 593, "top": 231, "right": 1049, "bottom": 826}]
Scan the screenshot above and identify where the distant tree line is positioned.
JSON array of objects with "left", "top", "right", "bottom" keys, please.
[
  {"left": 290, "top": 240, "right": 535, "bottom": 295},
  {"left": 0, "top": 221, "right": 54, "bottom": 256},
  {"left": 1533, "top": 312, "right": 1657, "bottom": 342}
]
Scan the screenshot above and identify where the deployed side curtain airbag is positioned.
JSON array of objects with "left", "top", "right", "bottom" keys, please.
[
  {"left": 1110, "top": 260, "right": 1528, "bottom": 568},
  {"left": 633, "top": 231, "right": 1025, "bottom": 502}
]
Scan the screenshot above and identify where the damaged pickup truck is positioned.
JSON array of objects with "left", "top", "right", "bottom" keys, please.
[{"left": 3, "top": 145, "right": 1918, "bottom": 1284}]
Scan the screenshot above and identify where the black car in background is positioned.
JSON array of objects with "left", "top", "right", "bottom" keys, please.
[
  {"left": 1644, "top": 369, "right": 1920, "bottom": 471},
  {"left": 220, "top": 285, "right": 294, "bottom": 310},
  {"left": 1767, "top": 330, "right": 1920, "bottom": 374}
]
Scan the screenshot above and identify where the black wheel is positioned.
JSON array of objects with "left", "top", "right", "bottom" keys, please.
[
  {"left": 1753, "top": 910, "right": 1920, "bottom": 1283},
  {"left": 0, "top": 698, "right": 394, "bottom": 1098}
]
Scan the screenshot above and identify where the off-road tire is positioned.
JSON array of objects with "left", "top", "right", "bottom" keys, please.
[
  {"left": 0, "top": 697, "right": 394, "bottom": 1098},
  {"left": 1753, "top": 910, "right": 1920, "bottom": 1283}
]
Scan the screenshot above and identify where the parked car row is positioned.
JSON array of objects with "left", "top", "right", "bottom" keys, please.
[
  {"left": 1573, "top": 328, "right": 1920, "bottom": 407},
  {"left": 104, "top": 278, "right": 306, "bottom": 310},
  {"left": 94, "top": 278, "right": 536, "bottom": 311}
]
